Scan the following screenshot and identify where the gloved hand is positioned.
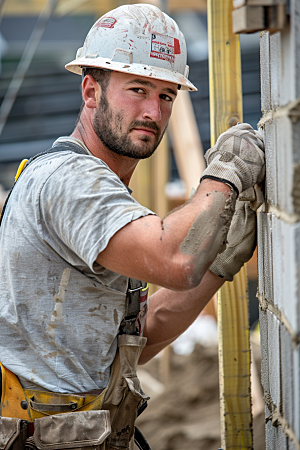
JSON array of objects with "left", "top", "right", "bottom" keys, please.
[
  {"left": 201, "top": 123, "right": 265, "bottom": 194},
  {"left": 209, "top": 197, "right": 257, "bottom": 281},
  {"left": 239, "top": 184, "right": 265, "bottom": 211}
]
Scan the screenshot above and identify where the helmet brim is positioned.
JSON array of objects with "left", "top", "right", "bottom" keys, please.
[{"left": 65, "top": 57, "right": 197, "bottom": 92}]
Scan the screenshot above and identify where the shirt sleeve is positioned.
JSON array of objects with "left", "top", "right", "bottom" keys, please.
[{"left": 38, "top": 154, "right": 156, "bottom": 272}]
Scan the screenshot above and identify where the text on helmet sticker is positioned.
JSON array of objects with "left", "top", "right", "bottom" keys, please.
[
  {"left": 150, "top": 33, "right": 181, "bottom": 63},
  {"left": 95, "top": 17, "right": 117, "bottom": 29}
]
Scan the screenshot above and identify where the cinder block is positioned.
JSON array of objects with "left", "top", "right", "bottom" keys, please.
[
  {"left": 293, "top": 345, "right": 300, "bottom": 441},
  {"left": 276, "top": 426, "right": 288, "bottom": 450},
  {"left": 292, "top": 163, "right": 300, "bottom": 216},
  {"left": 293, "top": 0, "right": 300, "bottom": 99},
  {"left": 280, "top": 324, "right": 293, "bottom": 426},
  {"left": 266, "top": 419, "right": 276, "bottom": 450},
  {"left": 280, "top": 27, "right": 296, "bottom": 105},
  {"left": 257, "top": 211, "right": 265, "bottom": 296},
  {"left": 260, "top": 31, "right": 271, "bottom": 114},
  {"left": 270, "top": 32, "right": 281, "bottom": 110},
  {"left": 264, "top": 213, "right": 274, "bottom": 304},
  {"left": 295, "top": 223, "right": 300, "bottom": 310},
  {"left": 281, "top": 222, "right": 299, "bottom": 335},
  {"left": 265, "top": 121, "right": 277, "bottom": 205},
  {"left": 292, "top": 121, "right": 300, "bottom": 216},
  {"left": 267, "top": 310, "right": 281, "bottom": 408},
  {"left": 279, "top": 0, "right": 300, "bottom": 104},
  {"left": 288, "top": 438, "right": 297, "bottom": 450},
  {"left": 292, "top": 120, "right": 300, "bottom": 163},
  {"left": 260, "top": 308, "right": 269, "bottom": 393},
  {"left": 258, "top": 212, "right": 274, "bottom": 302},
  {"left": 257, "top": 212, "right": 273, "bottom": 302},
  {"left": 272, "top": 215, "right": 282, "bottom": 310},
  {"left": 276, "top": 115, "right": 294, "bottom": 215}
]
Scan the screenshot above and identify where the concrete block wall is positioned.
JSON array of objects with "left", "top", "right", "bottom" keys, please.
[{"left": 258, "top": 1, "right": 300, "bottom": 448}]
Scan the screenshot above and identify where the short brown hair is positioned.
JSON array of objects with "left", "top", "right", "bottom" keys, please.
[{"left": 75, "top": 68, "right": 112, "bottom": 126}]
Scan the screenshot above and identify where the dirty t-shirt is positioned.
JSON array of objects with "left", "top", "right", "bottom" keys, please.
[{"left": 0, "top": 140, "right": 155, "bottom": 393}]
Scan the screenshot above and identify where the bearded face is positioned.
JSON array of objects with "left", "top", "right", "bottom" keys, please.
[{"left": 93, "top": 89, "right": 168, "bottom": 160}]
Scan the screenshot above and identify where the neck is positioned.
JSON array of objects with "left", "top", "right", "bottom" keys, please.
[{"left": 71, "top": 122, "right": 139, "bottom": 186}]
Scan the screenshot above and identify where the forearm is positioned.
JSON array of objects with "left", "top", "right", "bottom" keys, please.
[
  {"left": 97, "top": 179, "right": 236, "bottom": 290},
  {"left": 160, "top": 180, "right": 236, "bottom": 288},
  {"left": 139, "top": 269, "right": 224, "bottom": 364}
]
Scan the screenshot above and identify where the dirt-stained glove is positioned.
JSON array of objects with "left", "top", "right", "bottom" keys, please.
[
  {"left": 209, "top": 198, "right": 257, "bottom": 281},
  {"left": 201, "top": 123, "right": 265, "bottom": 194},
  {"left": 239, "top": 184, "right": 264, "bottom": 211}
]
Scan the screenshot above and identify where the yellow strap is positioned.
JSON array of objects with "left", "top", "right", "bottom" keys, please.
[
  {"left": 0, "top": 363, "right": 105, "bottom": 421},
  {"left": 15, "top": 159, "right": 28, "bottom": 182},
  {"left": 0, "top": 362, "right": 31, "bottom": 421},
  {"left": 142, "top": 283, "right": 149, "bottom": 292}
]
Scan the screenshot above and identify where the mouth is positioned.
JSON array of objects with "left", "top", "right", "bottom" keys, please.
[{"left": 131, "top": 128, "right": 157, "bottom": 136}]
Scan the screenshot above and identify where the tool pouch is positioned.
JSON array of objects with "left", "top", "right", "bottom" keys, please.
[
  {"left": 0, "top": 417, "right": 28, "bottom": 450},
  {"left": 26, "top": 410, "right": 110, "bottom": 450},
  {"left": 101, "top": 335, "right": 149, "bottom": 450}
]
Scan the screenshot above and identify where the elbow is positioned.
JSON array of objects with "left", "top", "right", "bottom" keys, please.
[
  {"left": 152, "top": 253, "right": 206, "bottom": 291},
  {"left": 138, "top": 346, "right": 155, "bottom": 365},
  {"left": 138, "top": 353, "right": 151, "bottom": 365},
  {"left": 170, "top": 256, "right": 206, "bottom": 291}
]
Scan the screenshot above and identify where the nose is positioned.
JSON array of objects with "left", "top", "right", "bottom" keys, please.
[{"left": 142, "top": 97, "right": 161, "bottom": 122}]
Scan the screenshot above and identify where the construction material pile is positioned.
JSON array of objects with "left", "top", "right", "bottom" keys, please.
[{"left": 136, "top": 343, "right": 265, "bottom": 450}]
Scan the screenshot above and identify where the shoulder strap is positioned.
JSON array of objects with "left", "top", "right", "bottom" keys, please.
[
  {"left": 0, "top": 142, "right": 87, "bottom": 227},
  {"left": 119, "top": 279, "right": 148, "bottom": 336}
]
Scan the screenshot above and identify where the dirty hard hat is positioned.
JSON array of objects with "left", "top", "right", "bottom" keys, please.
[{"left": 65, "top": 3, "right": 197, "bottom": 91}]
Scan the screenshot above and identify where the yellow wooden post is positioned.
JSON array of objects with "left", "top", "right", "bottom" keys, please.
[{"left": 207, "top": 0, "right": 253, "bottom": 448}]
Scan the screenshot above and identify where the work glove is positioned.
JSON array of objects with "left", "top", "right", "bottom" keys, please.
[
  {"left": 209, "top": 195, "right": 259, "bottom": 281},
  {"left": 201, "top": 123, "right": 265, "bottom": 194}
]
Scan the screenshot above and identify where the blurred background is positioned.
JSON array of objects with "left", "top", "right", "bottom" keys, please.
[
  {"left": 0, "top": 1, "right": 264, "bottom": 448},
  {"left": 0, "top": 0, "right": 261, "bottom": 324}
]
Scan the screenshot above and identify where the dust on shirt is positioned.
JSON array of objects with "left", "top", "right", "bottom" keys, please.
[{"left": 0, "top": 142, "right": 155, "bottom": 393}]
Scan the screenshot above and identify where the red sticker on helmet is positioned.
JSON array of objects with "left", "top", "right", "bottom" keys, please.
[
  {"left": 150, "top": 33, "right": 180, "bottom": 63},
  {"left": 95, "top": 17, "right": 117, "bottom": 29},
  {"left": 174, "top": 38, "right": 181, "bottom": 55}
]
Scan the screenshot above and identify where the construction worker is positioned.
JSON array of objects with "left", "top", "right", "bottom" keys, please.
[{"left": 0, "top": 4, "right": 265, "bottom": 450}]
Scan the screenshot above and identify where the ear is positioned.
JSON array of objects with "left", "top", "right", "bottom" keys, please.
[{"left": 82, "top": 75, "right": 101, "bottom": 109}]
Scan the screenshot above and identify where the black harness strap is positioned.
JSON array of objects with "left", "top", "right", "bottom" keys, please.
[
  {"left": 134, "top": 426, "right": 152, "bottom": 450},
  {"left": 119, "top": 278, "right": 144, "bottom": 336},
  {"left": 0, "top": 142, "right": 87, "bottom": 227},
  {"left": 1, "top": 141, "right": 145, "bottom": 338},
  {"left": 0, "top": 141, "right": 152, "bottom": 449}
]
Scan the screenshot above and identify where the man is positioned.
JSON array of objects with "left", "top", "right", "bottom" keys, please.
[{"left": 0, "top": 4, "right": 264, "bottom": 449}]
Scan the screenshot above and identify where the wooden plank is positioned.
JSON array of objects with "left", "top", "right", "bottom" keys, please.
[
  {"left": 208, "top": 0, "right": 243, "bottom": 146},
  {"left": 168, "top": 90, "right": 206, "bottom": 197},
  {"left": 217, "top": 266, "right": 253, "bottom": 448},
  {"left": 232, "top": 5, "right": 265, "bottom": 34},
  {"left": 207, "top": 0, "right": 253, "bottom": 448},
  {"left": 167, "top": 0, "right": 207, "bottom": 12},
  {"left": 2, "top": 0, "right": 207, "bottom": 16},
  {"left": 129, "top": 158, "right": 152, "bottom": 211},
  {"left": 151, "top": 133, "right": 168, "bottom": 219},
  {"left": 2, "top": 0, "right": 116, "bottom": 16}
]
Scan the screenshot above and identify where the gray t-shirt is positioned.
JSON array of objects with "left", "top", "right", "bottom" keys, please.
[{"left": 0, "top": 140, "right": 154, "bottom": 393}]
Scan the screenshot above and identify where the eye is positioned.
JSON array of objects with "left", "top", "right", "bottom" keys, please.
[
  {"left": 160, "top": 94, "right": 173, "bottom": 102},
  {"left": 130, "top": 88, "right": 145, "bottom": 94}
]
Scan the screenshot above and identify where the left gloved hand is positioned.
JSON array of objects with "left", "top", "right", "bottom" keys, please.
[{"left": 209, "top": 196, "right": 258, "bottom": 281}]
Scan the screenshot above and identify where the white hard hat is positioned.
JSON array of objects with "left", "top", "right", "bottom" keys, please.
[{"left": 65, "top": 3, "right": 197, "bottom": 91}]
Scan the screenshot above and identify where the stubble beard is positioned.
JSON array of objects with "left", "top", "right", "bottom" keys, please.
[{"left": 93, "top": 91, "right": 167, "bottom": 160}]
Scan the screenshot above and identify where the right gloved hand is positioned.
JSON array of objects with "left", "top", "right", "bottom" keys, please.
[{"left": 201, "top": 123, "right": 265, "bottom": 194}]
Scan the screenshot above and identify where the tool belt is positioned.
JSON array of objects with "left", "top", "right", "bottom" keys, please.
[{"left": 0, "top": 334, "right": 149, "bottom": 450}]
